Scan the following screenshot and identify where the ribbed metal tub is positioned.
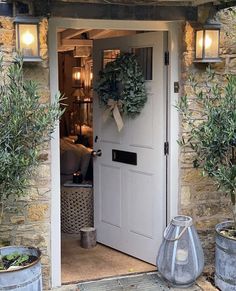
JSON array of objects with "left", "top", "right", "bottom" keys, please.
[
  {"left": 215, "top": 221, "right": 236, "bottom": 291},
  {"left": 0, "top": 246, "right": 42, "bottom": 291}
]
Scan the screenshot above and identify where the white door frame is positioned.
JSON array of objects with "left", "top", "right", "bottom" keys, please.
[{"left": 49, "top": 17, "right": 181, "bottom": 288}]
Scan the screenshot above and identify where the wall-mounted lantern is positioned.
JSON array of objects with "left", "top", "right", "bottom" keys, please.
[
  {"left": 194, "top": 21, "right": 221, "bottom": 63},
  {"left": 72, "top": 66, "right": 82, "bottom": 87},
  {"left": 15, "top": 16, "right": 41, "bottom": 62}
]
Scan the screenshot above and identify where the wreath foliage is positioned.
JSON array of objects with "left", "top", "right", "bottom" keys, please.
[{"left": 95, "top": 53, "right": 147, "bottom": 118}]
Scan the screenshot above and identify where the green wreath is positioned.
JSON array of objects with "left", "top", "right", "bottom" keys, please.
[{"left": 95, "top": 53, "right": 147, "bottom": 129}]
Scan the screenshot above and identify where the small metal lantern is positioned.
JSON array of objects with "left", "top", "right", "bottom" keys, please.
[
  {"left": 157, "top": 215, "right": 204, "bottom": 288},
  {"left": 72, "top": 66, "right": 82, "bottom": 87},
  {"left": 15, "top": 16, "right": 41, "bottom": 62},
  {"left": 194, "top": 20, "right": 221, "bottom": 63}
]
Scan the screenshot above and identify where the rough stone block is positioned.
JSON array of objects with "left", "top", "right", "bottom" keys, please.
[
  {"left": 180, "top": 186, "right": 191, "bottom": 206},
  {"left": 184, "top": 22, "right": 194, "bottom": 51},
  {"left": 0, "top": 17, "right": 13, "bottom": 30},
  {"left": 10, "top": 216, "right": 25, "bottom": 224},
  {"left": 181, "top": 168, "right": 205, "bottom": 184},
  {"left": 27, "top": 203, "right": 49, "bottom": 222}
]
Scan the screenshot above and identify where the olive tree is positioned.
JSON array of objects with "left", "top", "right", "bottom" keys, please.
[{"left": 177, "top": 69, "right": 236, "bottom": 230}]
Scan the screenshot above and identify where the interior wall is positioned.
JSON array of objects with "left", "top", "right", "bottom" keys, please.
[
  {"left": 58, "top": 51, "right": 78, "bottom": 137},
  {"left": 58, "top": 50, "right": 93, "bottom": 139}
]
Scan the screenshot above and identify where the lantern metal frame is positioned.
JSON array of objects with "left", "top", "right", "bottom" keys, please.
[
  {"left": 72, "top": 66, "right": 83, "bottom": 88},
  {"left": 194, "top": 21, "right": 221, "bottom": 63},
  {"left": 14, "top": 16, "right": 41, "bottom": 62}
]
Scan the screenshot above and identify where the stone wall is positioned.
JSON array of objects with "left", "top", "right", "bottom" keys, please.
[
  {"left": 180, "top": 7, "right": 236, "bottom": 272},
  {"left": 0, "top": 17, "right": 52, "bottom": 289}
]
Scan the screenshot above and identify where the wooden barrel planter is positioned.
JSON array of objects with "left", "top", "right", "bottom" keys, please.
[
  {"left": 0, "top": 246, "right": 42, "bottom": 291},
  {"left": 215, "top": 221, "right": 236, "bottom": 291}
]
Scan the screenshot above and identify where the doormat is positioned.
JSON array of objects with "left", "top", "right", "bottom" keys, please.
[{"left": 77, "top": 272, "right": 201, "bottom": 291}]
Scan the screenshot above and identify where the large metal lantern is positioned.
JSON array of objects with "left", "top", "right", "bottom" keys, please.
[
  {"left": 194, "top": 21, "right": 221, "bottom": 63},
  {"left": 157, "top": 215, "right": 204, "bottom": 288},
  {"left": 15, "top": 16, "right": 41, "bottom": 62}
]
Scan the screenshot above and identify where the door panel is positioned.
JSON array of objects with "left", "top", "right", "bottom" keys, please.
[
  {"left": 128, "top": 170, "right": 154, "bottom": 238},
  {"left": 93, "top": 31, "right": 167, "bottom": 264},
  {"left": 100, "top": 164, "right": 122, "bottom": 227}
]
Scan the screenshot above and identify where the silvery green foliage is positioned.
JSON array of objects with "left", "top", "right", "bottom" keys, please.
[
  {"left": 0, "top": 57, "right": 64, "bottom": 201},
  {"left": 176, "top": 69, "right": 236, "bottom": 221}
]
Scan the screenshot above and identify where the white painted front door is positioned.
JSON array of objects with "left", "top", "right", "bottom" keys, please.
[{"left": 93, "top": 32, "right": 167, "bottom": 265}]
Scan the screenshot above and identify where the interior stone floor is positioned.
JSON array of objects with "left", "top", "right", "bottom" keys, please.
[{"left": 61, "top": 234, "right": 156, "bottom": 283}]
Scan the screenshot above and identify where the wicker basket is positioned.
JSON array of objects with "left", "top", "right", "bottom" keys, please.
[{"left": 61, "top": 186, "right": 93, "bottom": 234}]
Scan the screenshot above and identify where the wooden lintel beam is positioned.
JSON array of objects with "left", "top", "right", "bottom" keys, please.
[
  {"left": 57, "top": 46, "right": 73, "bottom": 52},
  {"left": 61, "top": 39, "right": 93, "bottom": 47},
  {"left": 51, "top": 2, "right": 198, "bottom": 21},
  {"left": 0, "top": 3, "right": 13, "bottom": 16}
]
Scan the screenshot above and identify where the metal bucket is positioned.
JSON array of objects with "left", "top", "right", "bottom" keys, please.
[
  {"left": 0, "top": 246, "right": 42, "bottom": 291},
  {"left": 215, "top": 221, "right": 236, "bottom": 291}
]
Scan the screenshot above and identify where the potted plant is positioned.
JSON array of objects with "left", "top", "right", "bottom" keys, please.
[
  {"left": 0, "top": 57, "right": 64, "bottom": 290},
  {"left": 176, "top": 68, "right": 236, "bottom": 290}
]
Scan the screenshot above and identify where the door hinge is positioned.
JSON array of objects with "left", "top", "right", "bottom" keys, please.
[
  {"left": 164, "top": 51, "right": 169, "bottom": 66},
  {"left": 164, "top": 141, "right": 169, "bottom": 155}
]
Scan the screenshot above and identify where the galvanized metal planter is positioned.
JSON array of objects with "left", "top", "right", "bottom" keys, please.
[
  {"left": 0, "top": 246, "right": 42, "bottom": 291},
  {"left": 215, "top": 221, "right": 236, "bottom": 291}
]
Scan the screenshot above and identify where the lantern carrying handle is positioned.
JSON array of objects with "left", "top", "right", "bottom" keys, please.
[
  {"left": 164, "top": 224, "right": 188, "bottom": 241},
  {"left": 164, "top": 216, "right": 193, "bottom": 242}
]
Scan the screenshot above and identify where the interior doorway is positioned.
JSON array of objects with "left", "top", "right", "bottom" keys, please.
[{"left": 49, "top": 18, "right": 180, "bottom": 288}]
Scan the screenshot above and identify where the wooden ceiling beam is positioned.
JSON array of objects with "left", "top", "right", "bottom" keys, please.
[
  {"left": 61, "top": 28, "right": 91, "bottom": 39},
  {"left": 57, "top": 46, "right": 73, "bottom": 52},
  {"left": 61, "top": 39, "right": 93, "bottom": 47},
  {"left": 88, "top": 29, "right": 113, "bottom": 39}
]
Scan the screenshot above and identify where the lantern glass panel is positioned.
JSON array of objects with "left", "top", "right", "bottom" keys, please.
[
  {"left": 196, "top": 30, "right": 203, "bottom": 59},
  {"left": 18, "top": 24, "right": 38, "bottom": 57},
  {"left": 72, "top": 67, "right": 82, "bottom": 87},
  {"left": 205, "top": 30, "right": 219, "bottom": 58}
]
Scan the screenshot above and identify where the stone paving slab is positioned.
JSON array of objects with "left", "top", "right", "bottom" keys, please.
[
  {"left": 52, "top": 271, "right": 218, "bottom": 291},
  {"left": 77, "top": 272, "right": 201, "bottom": 291}
]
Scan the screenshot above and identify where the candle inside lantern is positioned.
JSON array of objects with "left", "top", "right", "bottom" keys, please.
[{"left": 176, "top": 249, "right": 188, "bottom": 264}]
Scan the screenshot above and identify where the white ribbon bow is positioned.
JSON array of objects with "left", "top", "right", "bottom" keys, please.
[{"left": 103, "top": 99, "right": 124, "bottom": 132}]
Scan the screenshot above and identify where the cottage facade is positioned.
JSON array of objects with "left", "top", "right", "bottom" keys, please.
[{"left": 0, "top": 1, "right": 235, "bottom": 289}]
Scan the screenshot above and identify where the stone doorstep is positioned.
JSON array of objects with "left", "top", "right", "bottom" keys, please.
[
  {"left": 50, "top": 275, "right": 218, "bottom": 291},
  {"left": 196, "top": 277, "right": 218, "bottom": 291}
]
